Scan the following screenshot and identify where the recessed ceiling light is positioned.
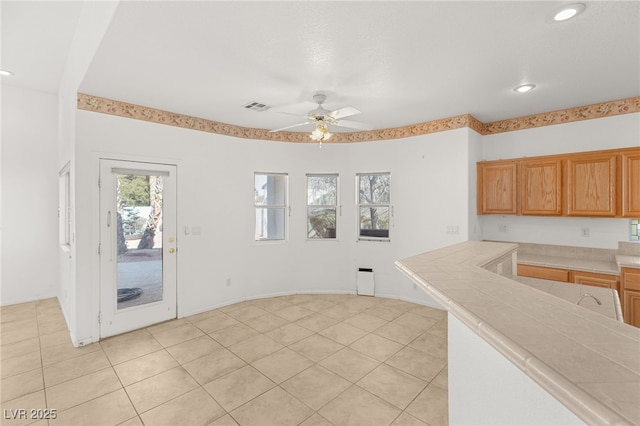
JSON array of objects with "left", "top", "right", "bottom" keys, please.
[
  {"left": 0, "top": 69, "right": 14, "bottom": 76},
  {"left": 553, "top": 3, "right": 585, "bottom": 21},
  {"left": 514, "top": 84, "right": 536, "bottom": 93}
]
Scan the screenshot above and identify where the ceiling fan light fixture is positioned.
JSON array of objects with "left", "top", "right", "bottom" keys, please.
[
  {"left": 310, "top": 123, "right": 332, "bottom": 142},
  {"left": 270, "top": 93, "right": 368, "bottom": 142}
]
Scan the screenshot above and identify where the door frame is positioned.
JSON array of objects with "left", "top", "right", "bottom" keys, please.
[{"left": 91, "top": 153, "right": 181, "bottom": 341}]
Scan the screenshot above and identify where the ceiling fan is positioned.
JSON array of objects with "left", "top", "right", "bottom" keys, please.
[{"left": 269, "top": 93, "right": 372, "bottom": 142}]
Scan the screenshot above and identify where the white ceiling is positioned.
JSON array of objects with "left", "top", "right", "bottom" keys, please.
[
  {"left": 1, "top": 1, "right": 84, "bottom": 94},
  {"left": 3, "top": 1, "right": 639, "bottom": 133}
]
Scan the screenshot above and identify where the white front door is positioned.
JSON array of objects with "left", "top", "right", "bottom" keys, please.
[{"left": 99, "top": 159, "right": 177, "bottom": 338}]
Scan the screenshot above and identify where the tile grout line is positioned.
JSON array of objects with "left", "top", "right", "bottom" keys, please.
[
  {"left": 2, "top": 296, "right": 448, "bottom": 426},
  {"left": 105, "top": 336, "right": 145, "bottom": 426},
  {"left": 148, "top": 326, "right": 233, "bottom": 426}
]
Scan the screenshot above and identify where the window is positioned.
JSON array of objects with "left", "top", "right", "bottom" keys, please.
[
  {"left": 307, "top": 174, "right": 338, "bottom": 239},
  {"left": 254, "top": 173, "right": 288, "bottom": 241},
  {"left": 58, "top": 163, "right": 71, "bottom": 247},
  {"left": 357, "top": 173, "right": 391, "bottom": 240}
]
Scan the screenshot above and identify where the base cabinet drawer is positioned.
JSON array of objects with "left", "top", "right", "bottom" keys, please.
[
  {"left": 571, "top": 271, "right": 619, "bottom": 293},
  {"left": 517, "top": 264, "right": 570, "bottom": 282}
]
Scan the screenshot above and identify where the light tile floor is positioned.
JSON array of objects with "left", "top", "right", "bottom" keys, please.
[{"left": 1, "top": 295, "right": 448, "bottom": 426}]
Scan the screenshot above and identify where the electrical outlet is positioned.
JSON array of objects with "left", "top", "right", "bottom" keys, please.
[
  {"left": 581, "top": 227, "right": 590, "bottom": 237},
  {"left": 446, "top": 225, "right": 459, "bottom": 234},
  {"left": 498, "top": 223, "right": 508, "bottom": 233},
  {"left": 226, "top": 278, "right": 231, "bottom": 286}
]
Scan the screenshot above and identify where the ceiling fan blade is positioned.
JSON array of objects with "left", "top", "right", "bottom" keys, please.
[
  {"left": 329, "top": 106, "right": 361, "bottom": 120},
  {"left": 269, "top": 121, "right": 311, "bottom": 132},
  {"left": 275, "top": 111, "right": 309, "bottom": 118},
  {"left": 335, "top": 119, "right": 373, "bottom": 131}
]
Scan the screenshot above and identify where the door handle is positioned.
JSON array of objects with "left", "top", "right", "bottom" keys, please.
[{"left": 168, "top": 248, "right": 176, "bottom": 254}]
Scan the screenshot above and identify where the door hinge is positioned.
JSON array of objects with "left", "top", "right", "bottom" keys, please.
[
  {"left": 98, "top": 311, "right": 101, "bottom": 325},
  {"left": 98, "top": 177, "right": 101, "bottom": 188},
  {"left": 98, "top": 243, "right": 101, "bottom": 255}
]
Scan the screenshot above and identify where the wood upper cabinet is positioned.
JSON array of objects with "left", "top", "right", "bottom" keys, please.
[
  {"left": 477, "top": 161, "right": 517, "bottom": 215},
  {"left": 565, "top": 152, "right": 617, "bottom": 217},
  {"left": 477, "top": 148, "right": 635, "bottom": 217},
  {"left": 621, "top": 149, "right": 640, "bottom": 217},
  {"left": 520, "top": 158, "right": 562, "bottom": 215}
]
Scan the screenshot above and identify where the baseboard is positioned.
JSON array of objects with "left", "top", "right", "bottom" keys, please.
[{"left": 180, "top": 289, "right": 358, "bottom": 318}]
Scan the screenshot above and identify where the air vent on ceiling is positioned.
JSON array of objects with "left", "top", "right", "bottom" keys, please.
[{"left": 242, "top": 101, "right": 271, "bottom": 112}]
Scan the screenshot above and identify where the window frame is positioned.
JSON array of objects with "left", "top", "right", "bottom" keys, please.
[
  {"left": 254, "top": 172, "right": 289, "bottom": 243},
  {"left": 59, "top": 162, "right": 72, "bottom": 249},
  {"left": 306, "top": 173, "right": 339, "bottom": 241},
  {"left": 356, "top": 172, "right": 392, "bottom": 242}
]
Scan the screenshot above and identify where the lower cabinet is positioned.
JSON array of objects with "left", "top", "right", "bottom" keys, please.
[
  {"left": 517, "top": 263, "right": 640, "bottom": 328},
  {"left": 623, "top": 292, "right": 640, "bottom": 328},
  {"left": 517, "top": 264, "right": 619, "bottom": 292},
  {"left": 517, "top": 264, "right": 570, "bottom": 282},
  {"left": 572, "top": 271, "right": 620, "bottom": 294},
  {"left": 621, "top": 268, "right": 640, "bottom": 328}
]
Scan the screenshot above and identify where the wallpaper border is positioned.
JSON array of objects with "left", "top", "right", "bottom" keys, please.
[{"left": 77, "top": 93, "right": 640, "bottom": 143}]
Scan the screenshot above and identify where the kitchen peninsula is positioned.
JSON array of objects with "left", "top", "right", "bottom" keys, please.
[{"left": 395, "top": 241, "right": 640, "bottom": 426}]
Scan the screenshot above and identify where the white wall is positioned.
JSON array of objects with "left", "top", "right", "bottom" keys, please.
[
  {"left": 5, "top": 84, "right": 635, "bottom": 336},
  {"left": 1, "top": 85, "right": 60, "bottom": 305},
  {"left": 448, "top": 313, "right": 584, "bottom": 425},
  {"left": 467, "top": 129, "right": 483, "bottom": 241},
  {"left": 73, "top": 110, "right": 472, "bottom": 342},
  {"left": 55, "top": 0, "right": 120, "bottom": 343},
  {"left": 481, "top": 113, "right": 640, "bottom": 249}
]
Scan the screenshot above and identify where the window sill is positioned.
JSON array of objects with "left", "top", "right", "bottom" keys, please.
[
  {"left": 254, "top": 239, "right": 287, "bottom": 245},
  {"left": 358, "top": 238, "right": 391, "bottom": 243}
]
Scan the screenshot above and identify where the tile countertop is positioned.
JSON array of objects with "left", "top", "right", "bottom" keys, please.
[
  {"left": 617, "top": 255, "right": 640, "bottom": 270},
  {"left": 518, "top": 252, "right": 619, "bottom": 275},
  {"left": 395, "top": 241, "right": 640, "bottom": 426},
  {"left": 517, "top": 241, "right": 640, "bottom": 274}
]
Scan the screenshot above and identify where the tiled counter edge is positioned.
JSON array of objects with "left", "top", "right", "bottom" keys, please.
[{"left": 395, "top": 241, "right": 638, "bottom": 426}]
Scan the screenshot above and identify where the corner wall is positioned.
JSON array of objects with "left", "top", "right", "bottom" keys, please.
[
  {"left": 1, "top": 85, "right": 59, "bottom": 305},
  {"left": 481, "top": 113, "right": 640, "bottom": 249},
  {"left": 73, "top": 110, "right": 473, "bottom": 342}
]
